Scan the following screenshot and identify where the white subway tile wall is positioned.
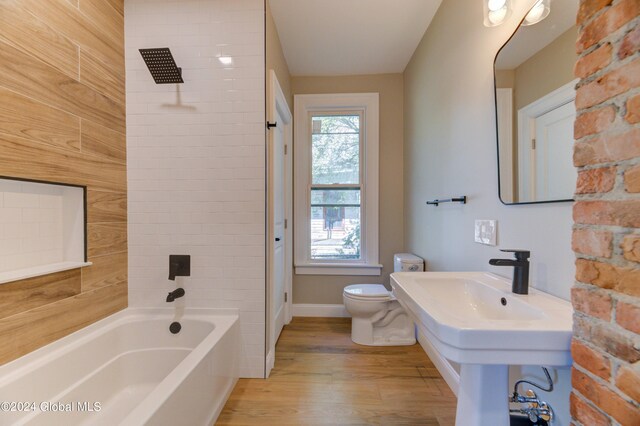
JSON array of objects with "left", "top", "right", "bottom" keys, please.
[
  {"left": 0, "top": 180, "right": 64, "bottom": 273},
  {"left": 125, "top": 0, "right": 266, "bottom": 378}
]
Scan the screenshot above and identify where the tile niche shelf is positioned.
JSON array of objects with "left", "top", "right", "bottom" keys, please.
[{"left": 0, "top": 177, "right": 91, "bottom": 285}]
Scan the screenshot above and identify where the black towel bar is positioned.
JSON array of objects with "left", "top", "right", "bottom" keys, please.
[{"left": 426, "top": 196, "right": 467, "bottom": 206}]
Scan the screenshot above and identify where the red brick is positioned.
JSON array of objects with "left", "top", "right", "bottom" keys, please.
[
  {"left": 592, "top": 322, "right": 640, "bottom": 362},
  {"left": 574, "top": 127, "right": 640, "bottom": 166},
  {"left": 577, "top": 0, "right": 640, "bottom": 53},
  {"left": 575, "top": 58, "right": 640, "bottom": 109},
  {"left": 573, "top": 200, "right": 640, "bottom": 229},
  {"left": 621, "top": 234, "right": 640, "bottom": 262},
  {"left": 577, "top": 0, "right": 613, "bottom": 24},
  {"left": 619, "top": 24, "right": 640, "bottom": 59},
  {"left": 626, "top": 93, "right": 640, "bottom": 123},
  {"left": 572, "top": 228, "right": 613, "bottom": 257},
  {"left": 572, "top": 286, "right": 613, "bottom": 320},
  {"left": 575, "top": 43, "right": 613, "bottom": 79},
  {"left": 570, "top": 392, "right": 610, "bottom": 426},
  {"left": 571, "top": 339, "right": 612, "bottom": 379},
  {"left": 615, "top": 364, "right": 640, "bottom": 401},
  {"left": 573, "top": 314, "right": 594, "bottom": 341},
  {"left": 573, "top": 368, "right": 640, "bottom": 424},
  {"left": 616, "top": 301, "right": 640, "bottom": 334},
  {"left": 575, "top": 167, "right": 616, "bottom": 194},
  {"left": 575, "top": 258, "right": 640, "bottom": 297},
  {"left": 574, "top": 105, "right": 616, "bottom": 139},
  {"left": 624, "top": 164, "right": 640, "bottom": 192}
]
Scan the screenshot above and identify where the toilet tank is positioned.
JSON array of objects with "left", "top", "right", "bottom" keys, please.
[{"left": 394, "top": 253, "right": 424, "bottom": 272}]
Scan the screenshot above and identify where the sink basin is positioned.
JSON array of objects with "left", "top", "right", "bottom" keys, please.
[
  {"left": 390, "top": 271, "right": 572, "bottom": 365},
  {"left": 390, "top": 271, "right": 573, "bottom": 426}
]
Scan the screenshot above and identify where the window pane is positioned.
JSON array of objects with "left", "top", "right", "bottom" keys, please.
[
  {"left": 311, "top": 115, "right": 360, "bottom": 184},
  {"left": 310, "top": 189, "right": 361, "bottom": 260},
  {"left": 310, "top": 188, "right": 360, "bottom": 206}
]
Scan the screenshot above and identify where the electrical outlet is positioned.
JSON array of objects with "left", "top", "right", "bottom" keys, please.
[{"left": 474, "top": 220, "right": 497, "bottom": 246}]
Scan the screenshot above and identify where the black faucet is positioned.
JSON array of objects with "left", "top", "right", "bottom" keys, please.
[
  {"left": 489, "top": 249, "right": 530, "bottom": 295},
  {"left": 168, "top": 255, "right": 190, "bottom": 281},
  {"left": 166, "top": 288, "right": 185, "bottom": 302}
]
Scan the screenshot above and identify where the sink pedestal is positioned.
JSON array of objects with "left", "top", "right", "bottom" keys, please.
[{"left": 456, "top": 364, "right": 509, "bottom": 426}]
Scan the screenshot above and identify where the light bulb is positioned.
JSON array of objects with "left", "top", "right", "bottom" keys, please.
[
  {"left": 488, "top": 7, "right": 508, "bottom": 25},
  {"left": 487, "top": 0, "right": 507, "bottom": 12},
  {"left": 522, "top": 0, "right": 550, "bottom": 26}
]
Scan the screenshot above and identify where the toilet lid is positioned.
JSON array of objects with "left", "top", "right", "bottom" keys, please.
[{"left": 344, "top": 284, "right": 391, "bottom": 299}]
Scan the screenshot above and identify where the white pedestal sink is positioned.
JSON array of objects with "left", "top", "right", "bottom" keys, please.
[{"left": 390, "top": 272, "right": 572, "bottom": 426}]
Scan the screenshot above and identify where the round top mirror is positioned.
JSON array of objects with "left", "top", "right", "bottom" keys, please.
[{"left": 494, "top": 0, "right": 579, "bottom": 204}]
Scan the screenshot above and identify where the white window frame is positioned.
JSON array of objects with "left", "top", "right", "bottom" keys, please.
[{"left": 294, "top": 93, "right": 381, "bottom": 276}]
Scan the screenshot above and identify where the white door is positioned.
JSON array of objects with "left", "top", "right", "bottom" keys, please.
[
  {"left": 272, "top": 108, "right": 286, "bottom": 345},
  {"left": 517, "top": 79, "right": 578, "bottom": 202},
  {"left": 267, "top": 70, "right": 292, "bottom": 377},
  {"left": 532, "top": 101, "right": 576, "bottom": 200}
]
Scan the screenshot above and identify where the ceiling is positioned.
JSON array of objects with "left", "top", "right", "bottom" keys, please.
[{"left": 269, "top": 0, "right": 443, "bottom": 76}]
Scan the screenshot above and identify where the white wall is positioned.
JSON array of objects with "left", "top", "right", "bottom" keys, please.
[
  {"left": 404, "top": 0, "right": 573, "bottom": 423},
  {"left": 125, "top": 0, "right": 265, "bottom": 378}
]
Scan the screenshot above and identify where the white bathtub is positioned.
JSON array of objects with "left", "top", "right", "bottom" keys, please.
[{"left": 0, "top": 308, "right": 240, "bottom": 426}]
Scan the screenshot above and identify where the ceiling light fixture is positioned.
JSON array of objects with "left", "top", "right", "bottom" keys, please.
[
  {"left": 483, "top": 0, "right": 512, "bottom": 27},
  {"left": 521, "top": 0, "right": 550, "bottom": 26}
]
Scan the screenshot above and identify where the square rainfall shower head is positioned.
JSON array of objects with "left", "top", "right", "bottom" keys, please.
[{"left": 139, "top": 48, "right": 184, "bottom": 84}]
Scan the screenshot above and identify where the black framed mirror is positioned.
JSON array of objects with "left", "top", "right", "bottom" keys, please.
[{"left": 494, "top": 0, "right": 579, "bottom": 204}]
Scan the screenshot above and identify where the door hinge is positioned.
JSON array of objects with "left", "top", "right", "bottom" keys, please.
[
  {"left": 284, "top": 144, "right": 288, "bottom": 155},
  {"left": 284, "top": 292, "right": 288, "bottom": 302},
  {"left": 284, "top": 218, "right": 288, "bottom": 229},
  {"left": 531, "top": 138, "right": 536, "bottom": 150},
  {"left": 266, "top": 121, "right": 277, "bottom": 129}
]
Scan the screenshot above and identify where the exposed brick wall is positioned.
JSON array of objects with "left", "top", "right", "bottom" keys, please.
[{"left": 571, "top": 1, "right": 640, "bottom": 425}]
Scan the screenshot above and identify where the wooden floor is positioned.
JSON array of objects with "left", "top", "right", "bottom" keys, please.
[{"left": 217, "top": 318, "right": 457, "bottom": 425}]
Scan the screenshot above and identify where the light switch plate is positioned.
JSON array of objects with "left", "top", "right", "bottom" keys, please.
[{"left": 475, "top": 220, "right": 497, "bottom": 246}]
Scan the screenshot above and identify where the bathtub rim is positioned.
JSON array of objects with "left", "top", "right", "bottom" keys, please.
[{"left": 0, "top": 307, "right": 239, "bottom": 386}]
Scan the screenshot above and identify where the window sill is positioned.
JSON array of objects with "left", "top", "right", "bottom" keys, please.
[{"left": 295, "top": 263, "right": 382, "bottom": 276}]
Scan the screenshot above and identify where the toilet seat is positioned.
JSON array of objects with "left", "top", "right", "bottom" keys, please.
[{"left": 343, "top": 284, "right": 392, "bottom": 301}]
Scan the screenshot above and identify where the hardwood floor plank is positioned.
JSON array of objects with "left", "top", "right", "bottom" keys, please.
[{"left": 218, "top": 317, "right": 457, "bottom": 425}]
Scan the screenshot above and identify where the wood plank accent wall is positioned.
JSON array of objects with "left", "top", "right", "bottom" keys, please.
[{"left": 0, "top": 0, "right": 127, "bottom": 365}]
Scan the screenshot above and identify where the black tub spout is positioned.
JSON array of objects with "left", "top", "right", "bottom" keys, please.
[{"left": 166, "top": 288, "right": 185, "bottom": 302}]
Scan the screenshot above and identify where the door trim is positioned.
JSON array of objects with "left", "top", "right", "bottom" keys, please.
[
  {"left": 517, "top": 79, "right": 578, "bottom": 200},
  {"left": 266, "top": 70, "right": 292, "bottom": 377}
]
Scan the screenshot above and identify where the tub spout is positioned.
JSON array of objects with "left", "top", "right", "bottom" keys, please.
[{"left": 166, "top": 288, "right": 185, "bottom": 302}]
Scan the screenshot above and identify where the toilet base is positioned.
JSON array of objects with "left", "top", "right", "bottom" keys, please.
[{"left": 350, "top": 316, "right": 416, "bottom": 347}]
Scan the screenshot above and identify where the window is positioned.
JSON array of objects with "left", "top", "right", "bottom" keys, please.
[{"left": 294, "top": 93, "right": 380, "bottom": 275}]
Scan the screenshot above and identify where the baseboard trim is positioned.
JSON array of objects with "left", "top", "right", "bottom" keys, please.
[
  {"left": 265, "top": 349, "right": 275, "bottom": 378},
  {"left": 292, "top": 303, "right": 350, "bottom": 318},
  {"left": 417, "top": 330, "right": 460, "bottom": 396}
]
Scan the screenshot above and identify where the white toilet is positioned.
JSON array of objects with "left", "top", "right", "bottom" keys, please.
[{"left": 343, "top": 253, "right": 424, "bottom": 346}]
